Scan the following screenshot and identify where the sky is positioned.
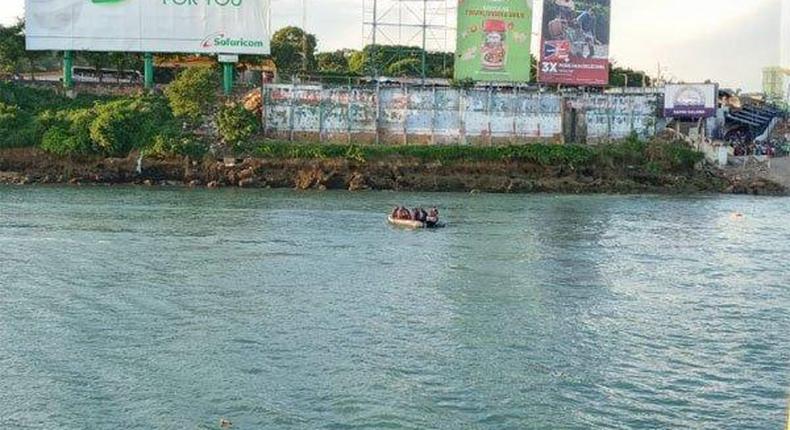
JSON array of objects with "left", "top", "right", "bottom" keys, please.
[{"left": 1, "top": 0, "right": 785, "bottom": 91}]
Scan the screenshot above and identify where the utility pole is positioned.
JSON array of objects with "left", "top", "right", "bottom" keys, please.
[
  {"left": 421, "top": 0, "right": 427, "bottom": 82},
  {"left": 301, "top": 0, "right": 308, "bottom": 77},
  {"left": 372, "top": 0, "right": 378, "bottom": 78}
]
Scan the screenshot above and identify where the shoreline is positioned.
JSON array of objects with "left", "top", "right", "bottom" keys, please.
[{"left": 0, "top": 148, "right": 786, "bottom": 196}]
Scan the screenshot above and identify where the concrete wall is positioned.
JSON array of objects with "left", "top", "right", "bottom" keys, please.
[{"left": 262, "top": 84, "right": 658, "bottom": 145}]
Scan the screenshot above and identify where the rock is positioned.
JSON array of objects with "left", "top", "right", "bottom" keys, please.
[
  {"left": 318, "top": 184, "right": 327, "bottom": 191},
  {"left": 347, "top": 172, "right": 367, "bottom": 191},
  {"left": 187, "top": 179, "right": 201, "bottom": 188},
  {"left": 295, "top": 168, "right": 322, "bottom": 190},
  {"left": 206, "top": 181, "right": 220, "bottom": 189},
  {"left": 238, "top": 178, "right": 257, "bottom": 188},
  {"left": 238, "top": 167, "right": 256, "bottom": 181}
]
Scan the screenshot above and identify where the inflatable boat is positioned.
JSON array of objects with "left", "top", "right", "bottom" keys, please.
[{"left": 387, "top": 216, "right": 442, "bottom": 229}]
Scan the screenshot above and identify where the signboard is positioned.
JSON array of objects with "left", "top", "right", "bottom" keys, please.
[
  {"left": 538, "top": 0, "right": 610, "bottom": 86},
  {"left": 218, "top": 54, "right": 239, "bottom": 63},
  {"left": 663, "top": 83, "right": 718, "bottom": 118},
  {"left": 25, "top": 0, "right": 270, "bottom": 55},
  {"left": 454, "top": 0, "right": 533, "bottom": 82}
]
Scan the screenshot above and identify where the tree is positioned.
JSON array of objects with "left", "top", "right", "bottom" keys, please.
[
  {"left": 609, "top": 64, "right": 651, "bottom": 88},
  {"left": 343, "top": 44, "right": 453, "bottom": 79},
  {"left": 0, "top": 21, "right": 25, "bottom": 78},
  {"left": 386, "top": 58, "right": 421, "bottom": 77},
  {"left": 164, "top": 67, "right": 218, "bottom": 124},
  {"left": 316, "top": 50, "right": 351, "bottom": 74},
  {"left": 270, "top": 26, "right": 317, "bottom": 80}
]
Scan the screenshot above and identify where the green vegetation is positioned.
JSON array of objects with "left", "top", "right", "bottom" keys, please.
[
  {"left": 271, "top": 26, "right": 318, "bottom": 79},
  {"left": 255, "top": 142, "right": 594, "bottom": 167},
  {"left": 0, "top": 101, "right": 35, "bottom": 148},
  {"left": 163, "top": 67, "right": 218, "bottom": 124},
  {"left": 217, "top": 102, "right": 259, "bottom": 149},
  {"left": 254, "top": 135, "right": 702, "bottom": 174},
  {"left": 0, "top": 21, "right": 25, "bottom": 78},
  {"left": 596, "top": 133, "right": 703, "bottom": 172},
  {"left": 0, "top": 71, "right": 220, "bottom": 157}
]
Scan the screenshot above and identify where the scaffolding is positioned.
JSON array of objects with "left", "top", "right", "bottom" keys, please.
[{"left": 362, "top": 0, "right": 454, "bottom": 79}]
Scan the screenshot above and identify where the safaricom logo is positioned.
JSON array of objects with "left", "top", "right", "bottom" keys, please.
[{"left": 201, "top": 32, "right": 265, "bottom": 49}]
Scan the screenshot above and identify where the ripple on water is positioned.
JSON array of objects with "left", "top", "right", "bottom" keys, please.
[{"left": 0, "top": 188, "right": 788, "bottom": 429}]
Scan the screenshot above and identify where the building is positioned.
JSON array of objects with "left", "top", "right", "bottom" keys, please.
[{"left": 764, "top": 0, "right": 790, "bottom": 106}]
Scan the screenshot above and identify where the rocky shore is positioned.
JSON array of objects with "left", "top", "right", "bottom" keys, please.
[{"left": 0, "top": 147, "right": 786, "bottom": 195}]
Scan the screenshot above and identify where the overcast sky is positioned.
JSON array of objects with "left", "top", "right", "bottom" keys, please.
[{"left": 1, "top": 0, "right": 784, "bottom": 91}]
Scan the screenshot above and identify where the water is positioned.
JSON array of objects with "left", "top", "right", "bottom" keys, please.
[{"left": 0, "top": 186, "right": 788, "bottom": 430}]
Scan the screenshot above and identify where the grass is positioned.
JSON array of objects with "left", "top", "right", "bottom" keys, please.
[
  {"left": 253, "top": 134, "right": 703, "bottom": 174},
  {"left": 255, "top": 141, "right": 596, "bottom": 168}
]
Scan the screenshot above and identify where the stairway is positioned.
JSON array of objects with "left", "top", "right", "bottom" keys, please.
[{"left": 725, "top": 101, "right": 785, "bottom": 141}]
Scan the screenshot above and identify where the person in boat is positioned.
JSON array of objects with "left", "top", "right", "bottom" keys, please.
[
  {"left": 398, "top": 206, "right": 412, "bottom": 220},
  {"left": 426, "top": 207, "right": 439, "bottom": 227},
  {"left": 414, "top": 207, "right": 427, "bottom": 222},
  {"left": 391, "top": 206, "right": 400, "bottom": 219}
]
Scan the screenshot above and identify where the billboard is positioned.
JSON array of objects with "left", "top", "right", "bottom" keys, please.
[
  {"left": 455, "top": 0, "right": 533, "bottom": 82},
  {"left": 782, "top": 0, "right": 789, "bottom": 68},
  {"left": 663, "top": 84, "right": 718, "bottom": 118},
  {"left": 25, "top": 0, "right": 270, "bottom": 55},
  {"left": 538, "top": 0, "right": 610, "bottom": 86}
]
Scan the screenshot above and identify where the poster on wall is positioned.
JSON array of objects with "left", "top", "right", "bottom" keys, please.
[
  {"left": 454, "top": 0, "right": 533, "bottom": 83},
  {"left": 25, "top": 0, "right": 270, "bottom": 54},
  {"left": 663, "top": 83, "right": 718, "bottom": 118},
  {"left": 538, "top": 0, "right": 610, "bottom": 86}
]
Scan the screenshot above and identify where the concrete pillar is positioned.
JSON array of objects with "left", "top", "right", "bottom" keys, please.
[
  {"left": 223, "top": 63, "right": 234, "bottom": 95},
  {"left": 144, "top": 53, "right": 154, "bottom": 90},
  {"left": 63, "top": 51, "right": 74, "bottom": 89}
]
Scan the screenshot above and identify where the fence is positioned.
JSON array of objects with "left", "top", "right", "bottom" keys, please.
[{"left": 262, "top": 84, "right": 659, "bottom": 145}]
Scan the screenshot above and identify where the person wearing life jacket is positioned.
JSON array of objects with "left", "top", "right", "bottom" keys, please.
[
  {"left": 418, "top": 208, "right": 428, "bottom": 222},
  {"left": 426, "top": 207, "right": 439, "bottom": 227}
]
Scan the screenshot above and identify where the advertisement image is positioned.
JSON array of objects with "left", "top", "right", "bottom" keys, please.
[
  {"left": 455, "top": 0, "right": 533, "bottom": 83},
  {"left": 538, "top": 0, "right": 610, "bottom": 86},
  {"left": 25, "top": 0, "right": 270, "bottom": 55},
  {"left": 663, "top": 84, "right": 718, "bottom": 118}
]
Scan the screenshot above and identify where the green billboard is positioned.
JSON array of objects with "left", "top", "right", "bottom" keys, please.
[{"left": 454, "top": 0, "right": 533, "bottom": 82}]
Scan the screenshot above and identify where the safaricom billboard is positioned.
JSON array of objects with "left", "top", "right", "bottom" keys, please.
[{"left": 25, "top": 0, "right": 270, "bottom": 54}]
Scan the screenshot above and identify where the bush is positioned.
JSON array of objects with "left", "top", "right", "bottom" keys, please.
[
  {"left": 255, "top": 142, "right": 596, "bottom": 167},
  {"left": 38, "top": 108, "right": 96, "bottom": 156},
  {"left": 147, "top": 126, "right": 209, "bottom": 159},
  {"left": 164, "top": 67, "right": 218, "bottom": 124},
  {"left": 0, "top": 81, "right": 110, "bottom": 112},
  {"left": 217, "top": 103, "right": 258, "bottom": 149},
  {"left": 0, "top": 102, "right": 36, "bottom": 148},
  {"left": 645, "top": 139, "right": 704, "bottom": 172},
  {"left": 89, "top": 96, "right": 173, "bottom": 156}
]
